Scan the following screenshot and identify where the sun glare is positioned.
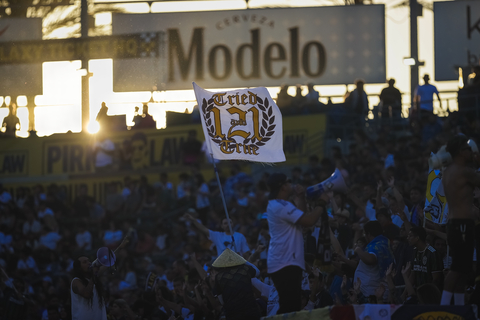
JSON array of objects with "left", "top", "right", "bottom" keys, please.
[{"left": 87, "top": 120, "right": 101, "bottom": 134}]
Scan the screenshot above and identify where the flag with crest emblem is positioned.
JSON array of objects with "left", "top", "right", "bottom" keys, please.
[{"left": 193, "top": 82, "right": 286, "bottom": 163}]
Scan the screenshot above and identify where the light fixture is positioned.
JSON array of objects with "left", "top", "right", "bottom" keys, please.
[
  {"left": 78, "top": 68, "right": 88, "bottom": 76},
  {"left": 403, "top": 58, "right": 416, "bottom": 66},
  {"left": 458, "top": 67, "right": 464, "bottom": 89}
]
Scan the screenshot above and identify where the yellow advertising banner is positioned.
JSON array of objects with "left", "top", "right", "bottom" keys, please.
[{"left": 0, "top": 113, "right": 325, "bottom": 199}]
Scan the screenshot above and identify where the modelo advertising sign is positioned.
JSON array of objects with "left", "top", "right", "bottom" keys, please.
[
  {"left": 434, "top": 1, "right": 480, "bottom": 81},
  {"left": 112, "top": 5, "right": 386, "bottom": 91}
]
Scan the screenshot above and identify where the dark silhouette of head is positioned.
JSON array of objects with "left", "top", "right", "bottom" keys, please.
[{"left": 446, "top": 135, "right": 469, "bottom": 159}]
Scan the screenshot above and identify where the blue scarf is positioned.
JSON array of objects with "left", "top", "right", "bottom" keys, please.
[{"left": 366, "top": 235, "right": 394, "bottom": 277}]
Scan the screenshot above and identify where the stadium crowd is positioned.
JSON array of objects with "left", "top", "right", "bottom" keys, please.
[{"left": 2, "top": 88, "right": 480, "bottom": 319}]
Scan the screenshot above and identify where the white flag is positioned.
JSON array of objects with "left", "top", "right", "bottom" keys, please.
[
  {"left": 424, "top": 163, "right": 448, "bottom": 224},
  {"left": 193, "top": 82, "right": 286, "bottom": 163}
]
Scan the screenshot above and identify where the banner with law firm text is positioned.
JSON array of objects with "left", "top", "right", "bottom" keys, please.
[{"left": 193, "top": 82, "right": 285, "bottom": 162}]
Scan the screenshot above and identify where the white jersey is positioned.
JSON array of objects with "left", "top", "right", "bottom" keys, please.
[
  {"left": 208, "top": 230, "right": 250, "bottom": 256},
  {"left": 267, "top": 199, "right": 305, "bottom": 273},
  {"left": 71, "top": 278, "right": 107, "bottom": 320},
  {"left": 251, "top": 278, "right": 279, "bottom": 317}
]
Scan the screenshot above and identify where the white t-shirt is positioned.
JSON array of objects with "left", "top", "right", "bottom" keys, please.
[
  {"left": 76, "top": 231, "right": 92, "bottom": 251},
  {"left": 71, "top": 278, "right": 107, "bottom": 320},
  {"left": 23, "top": 220, "right": 42, "bottom": 235},
  {"left": 196, "top": 183, "right": 210, "bottom": 209},
  {"left": 17, "top": 256, "right": 39, "bottom": 274},
  {"left": 365, "top": 200, "right": 376, "bottom": 221},
  {"left": 177, "top": 182, "right": 189, "bottom": 200},
  {"left": 266, "top": 199, "right": 305, "bottom": 274},
  {"left": 39, "top": 232, "right": 62, "bottom": 250},
  {"left": 354, "top": 254, "right": 382, "bottom": 297},
  {"left": 301, "top": 271, "right": 311, "bottom": 290},
  {"left": 251, "top": 278, "right": 279, "bottom": 317},
  {"left": 103, "top": 230, "right": 123, "bottom": 246},
  {"left": 156, "top": 234, "right": 168, "bottom": 251},
  {"left": 208, "top": 230, "right": 250, "bottom": 256},
  {"left": 38, "top": 207, "right": 54, "bottom": 219},
  {"left": 94, "top": 139, "right": 115, "bottom": 167},
  {"left": 0, "top": 232, "right": 12, "bottom": 253},
  {"left": 124, "top": 271, "right": 137, "bottom": 287}
]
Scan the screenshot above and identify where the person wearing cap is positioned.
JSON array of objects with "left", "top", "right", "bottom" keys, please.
[
  {"left": 266, "top": 172, "right": 328, "bottom": 314},
  {"left": 183, "top": 212, "right": 250, "bottom": 257},
  {"left": 212, "top": 248, "right": 261, "bottom": 320}
]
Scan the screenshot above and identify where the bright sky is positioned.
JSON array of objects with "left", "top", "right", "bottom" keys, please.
[{"left": 0, "top": 0, "right": 458, "bottom": 137}]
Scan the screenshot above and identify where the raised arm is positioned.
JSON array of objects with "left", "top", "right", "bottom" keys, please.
[
  {"left": 95, "top": 235, "right": 131, "bottom": 277},
  {"left": 328, "top": 191, "right": 340, "bottom": 215},
  {"left": 184, "top": 213, "right": 209, "bottom": 237},
  {"left": 72, "top": 278, "right": 94, "bottom": 299},
  {"left": 248, "top": 245, "right": 266, "bottom": 263},
  {"left": 347, "top": 185, "right": 366, "bottom": 215},
  {"left": 385, "top": 263, "right": 399, "bottom": 304},
  {"left": 329, "top": 227, "right": 345, "bottom": 258},
  {"left": 401, "top": 262, "right": 415, "bottom": 298},
  {"left": 387, "top": 177, "right": 406, "bottom": 213},
  {"left": 297, "top": 193, "right": 329, "bottom": 227},
  {"left": 376, "top": 180, "right": 385, "bottom": 210},
  {"left": 354, "top": 246, "right": 377, "bottom": 266},
  {"left": 190, "top": 253, "right": 208, "bottom": 280}
]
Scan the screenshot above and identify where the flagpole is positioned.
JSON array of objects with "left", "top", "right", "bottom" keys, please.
[{"left": 211, "top": 153, "right": 237, "bottom": 253}]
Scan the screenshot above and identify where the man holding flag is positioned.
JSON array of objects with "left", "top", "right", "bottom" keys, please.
[
  {"left": 192, "top": 82, "right": 286, "bottom": 256},
  {"left": 441, "top": 135, "right": 480, "bottom": 305}
]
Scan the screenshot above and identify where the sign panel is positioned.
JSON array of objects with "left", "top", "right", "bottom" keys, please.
[
  {"left": 112, "top": 5, "right": 386, "bottom": 91},
  {"left": 0, "top": 33, "right": 160, "bottom": 64},
  {"left": 0, "top": 113, "right": 324, "bottom": 179},
  {"left": 0, "top": 150, "right": 28, "bottom": 176},
  {"left": 0, "top": 18, "right": 42, "bottom": 96},
  {"left": 434, "top": 1, "right": 480, "bottom": 81}
]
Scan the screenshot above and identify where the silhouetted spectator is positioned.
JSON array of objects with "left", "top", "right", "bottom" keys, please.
[
  {"left": 379, "top": 79, "right": 402, "bottom": 119},
  {"left": 276, "top": 84, "right": 293, "bottom": 112},
  {"left": 2, "top": 103, "right": 20, "bottom": 138},
  {"left": 133, "top": 104, "right": 156, "bottom": 129},
  {"left": 345, "top": 79, "right": 369, "bottom": 125}
]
